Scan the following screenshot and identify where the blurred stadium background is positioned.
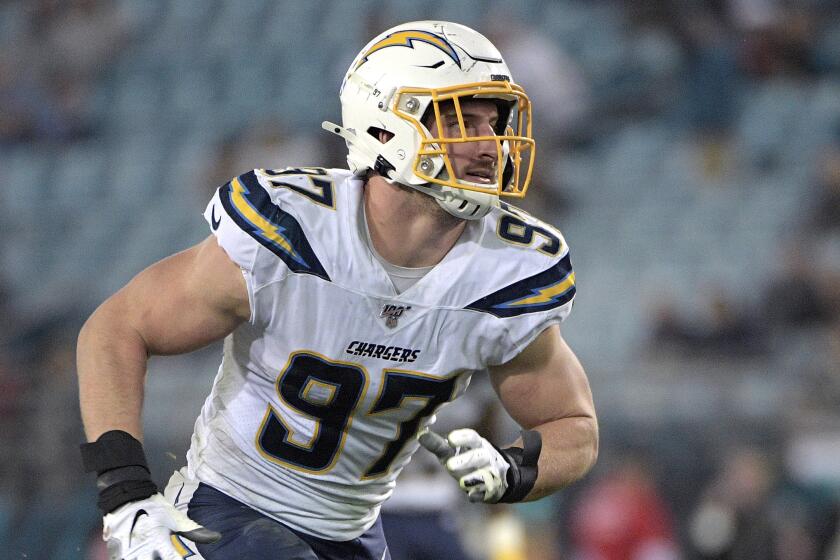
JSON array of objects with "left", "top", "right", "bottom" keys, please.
[{"left": 2, "top": 0, "right": 840, "bottom": 558}]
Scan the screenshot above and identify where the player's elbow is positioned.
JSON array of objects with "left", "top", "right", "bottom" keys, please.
[
  {"left": 578, "top": 415, "right": 599, "bottom": 479},
  {"left": 526, "top": 415, "right": 599, "bottom": 501},
  {"left": 78, "top": 301, "right": 105, "bottom": 354},
  {"left": 77, "top": 295, "right": 150, "bottom": 370},
  {"left": 80, "top": 295, "right": 124, "bottom": 341},
  {"left": 556, "top": 414, "right": 598, "bottom": 486}
]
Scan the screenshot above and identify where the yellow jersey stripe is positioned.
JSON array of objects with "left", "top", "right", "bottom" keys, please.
[
  {"left": 230, "top": 176, "right": 305, "bottom": 265},
  {"left": 506, "top": 272, "right": 575, "bottom": 307}
]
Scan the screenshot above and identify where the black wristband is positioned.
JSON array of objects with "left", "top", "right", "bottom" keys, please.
[
  {"left": 97, "top": 478, "right": 158, "bottom": 514},
  {"left": 81, "top": 430, "right": 150, "bottom": 474},
  {"left": 498, "top": 429, "right": 542, "bottom": 503},
  {"left": 80, "top": 431, "right": 158, "bottom": 514}
]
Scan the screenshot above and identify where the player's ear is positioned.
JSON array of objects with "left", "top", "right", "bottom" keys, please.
[{"left": 368, "top": 127, "right": 394, "bottom": 144}]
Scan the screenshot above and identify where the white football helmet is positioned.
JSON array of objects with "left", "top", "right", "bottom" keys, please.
[{"left": 323, "top": 21, "right": 535, "bottom": 219}]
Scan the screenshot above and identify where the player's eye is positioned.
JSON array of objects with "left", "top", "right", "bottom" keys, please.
[{"left": 440, "top": 119, "right": 461, "bottom": 135}]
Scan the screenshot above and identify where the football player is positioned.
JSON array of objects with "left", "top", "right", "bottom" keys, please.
[{"left": 77, "top": 21, "right": 598, "bottom": 560}]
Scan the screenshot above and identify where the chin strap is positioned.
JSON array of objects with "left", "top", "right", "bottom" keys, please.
[{"left": 412, "top": 182, "right": 498, "bottom": 220}]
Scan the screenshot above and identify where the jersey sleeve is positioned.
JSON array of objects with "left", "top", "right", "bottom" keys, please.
[
  {"left": 467, "top": 249, "right": 576, "bottom": 366},
  {"left": 204, "top": 168, "right": 331, "bottom": 275},
  {"left": 205, "top": 169, "right": 334, "bottom": 325},
  {"left": 204, "top": 179, "right": 260, "bottom": 272}
]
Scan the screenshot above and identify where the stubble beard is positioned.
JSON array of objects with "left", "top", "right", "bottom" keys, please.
[{"left": 395, "top": 182, "right": 465, "bottom": 230}]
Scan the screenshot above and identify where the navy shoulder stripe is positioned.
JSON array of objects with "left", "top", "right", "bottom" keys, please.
[
  {"left": 218, "top": 171, "right": 330, "bottom": 281},
  {"left": 466, "top": 254, "right": 575, "bottom": 318}
]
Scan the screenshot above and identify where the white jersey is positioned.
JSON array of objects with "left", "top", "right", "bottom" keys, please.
[{"left": 178, "top": 167, "right": 575, "bottom": 540}]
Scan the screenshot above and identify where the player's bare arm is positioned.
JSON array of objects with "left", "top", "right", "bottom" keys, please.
[
  {"left": 76, "top": 236, "right": 248, "bottom": 557},
  {"left": 78, "top": 235, "right": 250, "bottom": 441},
  {"left": 488, "top": 324, "right": 598, "bottom": 500},
  {"left": 418, "top": 327, "right": 597, "bottom": 505}
]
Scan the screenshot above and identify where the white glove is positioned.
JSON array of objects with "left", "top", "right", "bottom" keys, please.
[
  {"left": 418, "top": 428, "right": 510, "bottom": 503},
  {"left": 103, "top": 493, "right": 220, "bottom": 560}
]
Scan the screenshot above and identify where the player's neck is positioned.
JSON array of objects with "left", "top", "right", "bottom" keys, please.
[{"left": 364, "top": 177, "right": 468, "bottom": 268}]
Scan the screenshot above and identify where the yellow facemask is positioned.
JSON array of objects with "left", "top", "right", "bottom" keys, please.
[{"left": 392, "top": 81, "right": 535, "bottom": 198}]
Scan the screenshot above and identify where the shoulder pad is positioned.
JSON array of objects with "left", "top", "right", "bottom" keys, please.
[
  {"left": 215, "top": 170, "right": 330, "bottom": 280},
  {"left": 255, "top": 167, "right": 347, "bottom": 210}
]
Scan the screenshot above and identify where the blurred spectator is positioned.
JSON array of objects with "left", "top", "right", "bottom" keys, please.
[
  {"left": 735, "top": 4, "right": 821, "bottom": 80},
  {"left": 0, "top": 352, "right": 26, "bottom": 506},
  {"left": 202, "top": 117, "right": 330, "bottom": 199},
  {"left": 650, "top": 290, "right": 765, "bottom": 358},
  {"left": 483, "top": 8, "right": 590, "bottom": 214},
  {"left": 380, "top": 445, "right": 475, "bottom": 560},
  {"left": 620, "top": 3, "right": 685, "bottom": 117},
  {"left": 569, "top": 452, "right": 681, "bottom": 560},
  {"left": 0, "top": 47, "right": 38, "bottom": 143},
  {"left": 692, "top": 291, "right": 764, "bottom": 356},
  {"left": 689, "top": 447, "right": 778, "bottom": 560},
  {"left": 227, "top": 119, "right": 328, "bottom": 175},
  {"left": 761, "top": 240, "right": 836, "bottom": 328},
  {"left": 484, "top": 9, "right": 590, "bottom": 145},
  {"left": 29, "top": 0, "right": 129, "bottom": 83},
  {"left": 807, "top": 146, "right": 840, "bottom": 234},
  {"left": 830, "top": 321, "right": 840, "bottom": 384},
  {"left": 486, "top": 508, "right": 528, "bottom": 560},
  {"left": 727, "top": 0, "right": 781, "bottom": 33},
  {"left": 673, "top": 5, "right": 741, "bottom": 179},
  {"left": 772, "top": 479, "right": 840, "bottom": 560},
  {"left": 678, "top": 6, "right": 740, "bottom": 136},
  {"left": 0, "top": 44, "right": 89, "bottom": 143},
  {"left": 29, "top": 333, "right": 83, "bottom": 498},
  {"left": 0, "top": 0, "right": 132, "bottom": 145},
  {"left": 689, "top": 444, "right": 840, "bottom": 560}
]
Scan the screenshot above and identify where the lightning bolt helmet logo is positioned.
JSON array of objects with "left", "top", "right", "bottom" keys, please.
[{"left": 354, "top": 30, "right": 461, "bottom": 70}]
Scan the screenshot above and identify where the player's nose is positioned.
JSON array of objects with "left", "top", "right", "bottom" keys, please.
[{"left": 474, "top": 122, "right": 498, "bottom": 161}]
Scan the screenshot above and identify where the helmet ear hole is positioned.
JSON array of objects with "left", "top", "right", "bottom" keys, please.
[{"left": 367, "top": 127, "right": 394, "bottom": 144}]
